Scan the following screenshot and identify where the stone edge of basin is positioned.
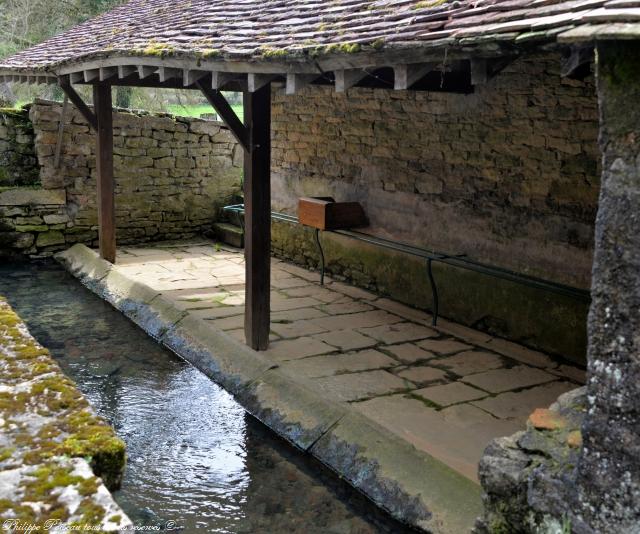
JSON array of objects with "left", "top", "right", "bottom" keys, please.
[
  {"left": 0, "top": 295, "right": 131, "bottom": 530},
  {"left": 56, "top": 243, "right": 483, "bottom": 534}
]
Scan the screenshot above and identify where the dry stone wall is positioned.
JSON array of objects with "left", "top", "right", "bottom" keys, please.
[
  {"left": 270, "top": 51, "right": 599, "bottom": 362},
  {"left": 0, "top": 107, "right": 39, "bottom": 187},
  {"left": 0, "top": 99, "right": 242, "bottom": 258}
]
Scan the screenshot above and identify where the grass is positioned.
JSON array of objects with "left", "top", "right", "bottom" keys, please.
[{"left": 167, "top": 103, "right": 244, "bottom": 121}]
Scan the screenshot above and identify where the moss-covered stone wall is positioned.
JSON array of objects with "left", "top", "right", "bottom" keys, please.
[
  {"left": 270, "top": 51, "right": 599, "bottom": 363},
  {"left": 0, "top": 107, "right": 39, "bottom": 187},
  {"left": 0, "top": 296, "right": 130, "bottom": 529}
]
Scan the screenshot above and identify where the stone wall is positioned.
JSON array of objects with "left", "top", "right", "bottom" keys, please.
[
  {"left": 0, "top": 100, "right": 242, "bottom": 258},
  {"left": 270, "top": 51, "right": 600, "bottom": 363},
  {"left": 0, "top": 107, "right": 39, "bottom": 187},
  {"left": 477, "top": 387, "right": 586, "bottom": 533}
]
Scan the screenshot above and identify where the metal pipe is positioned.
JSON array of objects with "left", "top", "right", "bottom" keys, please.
[
  {"left": 314, "top": 228, "right": 326, "bottom": 286},
  {"left": 221, "top": 204, "right": 591, "bottom": 303},
  {"left": 427, "top": 258, "right": 439, "bottom": 326}
]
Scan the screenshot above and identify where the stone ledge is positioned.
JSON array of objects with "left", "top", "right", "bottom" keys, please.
[
  {"left": 0, "top": 296, "right": 130, "bottom": 530},
  {"left": 56, "top": 243, "right": 484, "bottom": 534},
  {"left": 0, "top": 187, "right": 66, "bottom": 206}
]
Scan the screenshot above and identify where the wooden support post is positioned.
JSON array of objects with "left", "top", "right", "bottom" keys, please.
[
  {"left": 93, "top": 83, "right": 116, "bottom": 264},
  {"left": 243, "top": 84, "right": 271, "bottom": 350}
]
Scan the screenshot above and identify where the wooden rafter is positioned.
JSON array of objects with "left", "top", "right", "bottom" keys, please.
[
  {"left": 394, "top": 63, "right": 434, "bottom": 90},
  {"left": 196, "top": 81, "right": 249, "bottom": 151},
  {"left": 58, "top": 76, "right": 97, "bottom": 130}
]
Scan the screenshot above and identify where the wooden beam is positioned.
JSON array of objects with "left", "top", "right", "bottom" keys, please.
[
  {"left": 58, "top": 76, "right": 98, "bottom": 130},
  {"left": 183, "top": 69, "right": 207, "bottom": 87},
  {"left": 248, "top": 73, "right": 277, "bottom": 92},
  {"left": 137, "top": 65, "right": 155, "bottom": 79},
  {"left": 70, "top": 72, "right": 84, "bottom": 84},
  {"left": 394, "top": 63, "right": 434, "bottom": 90},
  {"left": 99, "top": 67, "right": 118, "bottom": 82},
  {"left": 117, "top": 65, "right": 137, "bottom": 79},
  {"left": 93, "top": 83, "right": 116, "bottom": 264},
  {"left": 196, "top": 81, "right": 249, "bottom": 151},
  {"left": 157, "top": 66, "right": 181, "bottom": 83},
  {"left": 212, "top": 71, "right": 239, "bottom": 90},
  {"left": 470, "top": 57, "right": 514, "bottom": 85},
  {"left": 243, "top": 84, "right": 271, "bottom": 350},
  {"left": 83, "top": 69, "right": 99, "bottom": 83},
  {"left": 285, "top": 73, "right": 318, "bottom": 95},
  {"left": 335, "top": 69, "right": 367, "bottom": 93}
]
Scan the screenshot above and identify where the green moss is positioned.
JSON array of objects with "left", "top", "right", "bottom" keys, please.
[
  {"left": 323, "top": 43, "right": 362, "bottom": 54},
  {"left": 0, "top": 309, "right": 20, "bottom": 327},
  {"left": 200, "top": 48, "right": 221, "bottom": 59},
  {"left": 0, "top": 446, "right": 15, "bottom": 462},
  {"left": 407, "top": 393, "right": 441, "bottom": 409},
  {"left": 140, "top": 40, "right": 175, "bottom": 57},
  {"left": 600, "top": 42, "right": 640, "bottom": 87},
  {"left": 25, "top": 464, "right": 84, "bottom": 499},
  {"left": 412, "top": 0, "right": 449, "bottom": 8},
  {"left": 77, "top": 477, "right": 99, "bottom": 497},
  {"left": 75, "top": 499, "right": 106, "bottom": 525},
  {"left": 260, "top": 46, "right": 290, "bottom": 58}
]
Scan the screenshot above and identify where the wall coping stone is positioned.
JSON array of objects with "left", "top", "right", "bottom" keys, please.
[{"left": 0, "top": 187, "right": 66, "bottom": 206}]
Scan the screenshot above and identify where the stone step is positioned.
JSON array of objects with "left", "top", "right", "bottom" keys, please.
[{"left": 213, "top": 221, "right": 244, "bottom": 248}]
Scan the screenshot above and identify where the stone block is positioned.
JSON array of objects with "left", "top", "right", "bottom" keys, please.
[
  {"left": 462, "top": 366, "right": 558, "bottom": 394},
  {"left": 36, "top": 230, "right": 65, "bottom": 247},
  {"left": 0, "top": 188, "right": 66, "bottom": 206},
  {"left": 43, "top": 213, "right": 69, "bottom": 225},
  {"left": 415, "top": 382, "right": 488, "bottom": 407}
]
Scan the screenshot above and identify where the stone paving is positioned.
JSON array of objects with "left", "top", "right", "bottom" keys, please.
[{"left": 114, "top": 239, "right": 586, "bottom": 483}]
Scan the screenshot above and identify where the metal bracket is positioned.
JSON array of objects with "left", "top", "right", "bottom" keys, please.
[{"left": 314, "top": 228, "right": 326, "bottom": 286}]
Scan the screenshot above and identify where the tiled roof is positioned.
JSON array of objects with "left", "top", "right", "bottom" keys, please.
[{"left": 1, "top": 0, "right": 640, "bottom": 74}]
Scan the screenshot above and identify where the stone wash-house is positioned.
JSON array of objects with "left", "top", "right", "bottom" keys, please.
[{"left": 0, "top": 0, "right": 638, "bottom": 532}]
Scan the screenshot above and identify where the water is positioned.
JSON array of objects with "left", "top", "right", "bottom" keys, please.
[{"left": 0, "top": 261, "right": 414, "bottom": 533}]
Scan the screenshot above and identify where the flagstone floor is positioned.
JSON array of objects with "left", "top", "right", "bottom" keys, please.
[{"left": 115, "top": 239, "right": 585, "bottom": 483}]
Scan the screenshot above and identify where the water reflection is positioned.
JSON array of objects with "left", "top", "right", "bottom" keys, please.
[{"left": 0, "top": 261, "right": 413, "bottom": 533}]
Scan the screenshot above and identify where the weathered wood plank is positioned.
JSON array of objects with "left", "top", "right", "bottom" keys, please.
[
  {"left": 285, "top": 73, "right": 318, "bottom": 94},
  {"left": 99, "top": 67, "right": 117, "bottom": 81},
  {"left": 335, "top": 69, "right": 367, "bottom": 92},
  {"left": 83, "top": 69, "right": 99, "bottom": 83},
  {"left": 212, "top": 71, "right": 241, "bottom": 90},
  {"left": 183, "top": 69, "right": 207, "bottom": 86},
  {"left": 248, "top": 73, "right": 277, "bottom": 92},
  {"left": 117, "top": 65, "right": 137, "bottom": 79},
  {"left": 393, "top": 63, "right": 435, "bottom": 90},
  {"left": 137, "top": 65, "right": 156, "bottom": 79},
  {"left": 93, "top": 83, "right": 116, "bottom": 264}
]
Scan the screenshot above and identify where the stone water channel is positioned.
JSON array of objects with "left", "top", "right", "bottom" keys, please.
[{"left": 0, "top": 260, "right": 416, "bottom": 533}]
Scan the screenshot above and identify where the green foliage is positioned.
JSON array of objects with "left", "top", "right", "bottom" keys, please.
[{"left": 0, "top": 0, "right": 125, "bottom": 60}]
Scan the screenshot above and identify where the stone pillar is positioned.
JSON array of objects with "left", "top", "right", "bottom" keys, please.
[{"left": 576, "top": 40, "right": 640, "bottom": 531}]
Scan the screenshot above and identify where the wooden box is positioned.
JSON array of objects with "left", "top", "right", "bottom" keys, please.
[{"left": 298, "top": 197, "right": 368, "bottom": 230}]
